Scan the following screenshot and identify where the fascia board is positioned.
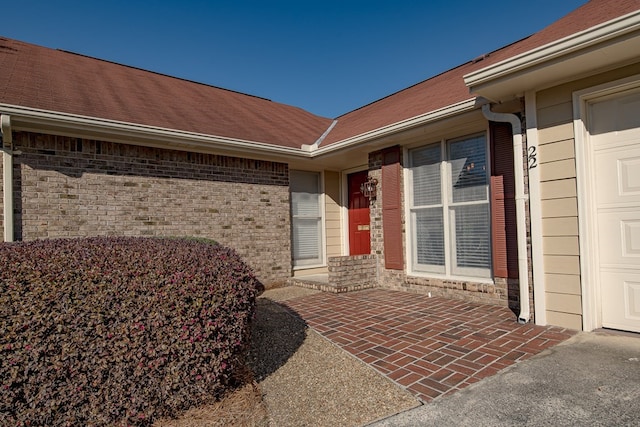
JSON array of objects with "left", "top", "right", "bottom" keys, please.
[
  {"left": 314, "top": 98, "right": 477, "bottom": 155},
  {"left": 2, "top": 100, "right": 478, "bottom": 160},
  {"left": 463, "top": 10, "right": 640, "bottom": 90},
  {"left": 1, "top": 104, "right": 312, "bottom": 159}
]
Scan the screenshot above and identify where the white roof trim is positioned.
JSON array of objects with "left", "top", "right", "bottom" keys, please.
[
  {"left": 463, "top": 8, "right": 640, "bottom": 89},
  {"left": 1, "top": 103, "right": 312, "bottom": 158},
  {"left": 2, "top": 99, "right": 478, "bottom": 159},
  {"left": 316, "top": 98, "right": 477, "bottom": 155}
]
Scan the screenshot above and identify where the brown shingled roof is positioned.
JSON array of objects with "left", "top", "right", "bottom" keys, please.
[
  {"left": 321, "top": 62, "right": 476, "bottom": 146},
  {"left": 321, "top": 0, "right": 640, "bottom": 146},
  {"left": 0, "top": 37, "right": 333, "bottom": 149},
  {"left": 480, "top": 0, "right": 640, "bottom": 66},
  {"left": 1, "top": 0, "right": 638, "bottom": 151}
]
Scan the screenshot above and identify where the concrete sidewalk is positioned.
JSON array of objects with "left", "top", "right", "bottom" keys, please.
[{"left": 369, "top": 331, "right": 640, "bottom": 426}]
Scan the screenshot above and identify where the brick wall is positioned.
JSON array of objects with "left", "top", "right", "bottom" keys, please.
[
  {"left": 11, "top": 131, "right": 292, "bottom": 284},
  {"left": 402, "top": 276, "right": 510, "bottom": 306},
  {"left": 328, "top": 254, "right": 377, "bottom": 288}
]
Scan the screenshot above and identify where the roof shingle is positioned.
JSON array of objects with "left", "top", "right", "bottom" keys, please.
[
  {"left": 321, "top": 0, "right": 640, "bottom": 146},
  {"left": 1, "top": 0, "right": 638, "bottom": 150},
  {"left": 0, "top": 38, "right": 333, "bottom": 149}
]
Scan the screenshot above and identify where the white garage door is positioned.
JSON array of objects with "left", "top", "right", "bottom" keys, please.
[{"left": 589, "top": 88, "right": 640, "bottom": 333}]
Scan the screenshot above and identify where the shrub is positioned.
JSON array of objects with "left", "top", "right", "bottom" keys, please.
[{"left": 0, "top": 236, "right": 263, "bottom": 426}]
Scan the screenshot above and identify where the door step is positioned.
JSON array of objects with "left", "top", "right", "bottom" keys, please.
[{"left": 287, "top": 274, "right": 375, "bottom": 294}]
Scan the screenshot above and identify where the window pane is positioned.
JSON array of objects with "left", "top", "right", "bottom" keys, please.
[
  {"left": 414, "top": 208, "right": 445, "bottom": 267},
  {"left": 409, "top": 135, "right": 492, "bottom": 279},
  {"left": 292, "top": 218, "right": 322, "bottom": 261},
  {"left": 452, "top": 203, "right": 490, "bottom": 271},
  {"left": 292, "top": 192, "right": 319, "bottom": 217},
  {"left": 449, "top": 135, "right": 488, "bottom": 203},
  {"left": 291, "top": 171, "right": 320, "bottom": 217},
  {"left": 411, "top": 145, "right": 441, "bottom": 206},
  {"left": 290, "top": 170, "right": 323, "bottom": 266}
]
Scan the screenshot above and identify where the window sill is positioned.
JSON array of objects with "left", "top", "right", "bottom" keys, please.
[
  {"left": 407, "top": 271, "right": 495, "bottom": 285},
  {"left": 293, "top": 264, "right": 327, "bottom": 271}
]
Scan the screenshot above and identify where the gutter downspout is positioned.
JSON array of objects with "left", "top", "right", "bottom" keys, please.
[
  {"left": 302, "top": 120, "right": 338, "bottom": 152},
  {"left": 481, "top": 103, "right": 530, "bottom": 323},
  {"left": 1, "top": 114, "right": 14, "bottom": 242}
]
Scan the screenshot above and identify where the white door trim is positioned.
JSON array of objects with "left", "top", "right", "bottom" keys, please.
[{"left": 573, "top": 73, "right": 640, "bottom": 331}]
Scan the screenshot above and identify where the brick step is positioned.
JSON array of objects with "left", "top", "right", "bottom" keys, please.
[{"left": 287, "top": 275, "right": 376, "bottom": 294}]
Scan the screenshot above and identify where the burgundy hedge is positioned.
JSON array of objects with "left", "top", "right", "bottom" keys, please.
[{"left": 0, "top": 237, "right": 263, "bottom": 426}]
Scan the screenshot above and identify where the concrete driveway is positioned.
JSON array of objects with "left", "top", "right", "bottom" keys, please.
[{"left": 369, "top": 331, "right": 640, "bottom": 426}]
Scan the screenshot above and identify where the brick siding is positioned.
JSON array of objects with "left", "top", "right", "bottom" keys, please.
[
  {"left": 328, "top": 254, "right": 377, "bottom": 288},
  {"left": 10, "top": 131, "right": 292, "bottom": 284}
]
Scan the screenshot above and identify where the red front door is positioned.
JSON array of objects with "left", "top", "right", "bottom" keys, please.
[{"left": 348, "top": 171, "right": 371, "bottom": 255}]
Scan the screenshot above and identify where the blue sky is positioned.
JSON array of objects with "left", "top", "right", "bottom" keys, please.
[{"left": 3, "top": 0, "right": 587, "bottom": 118}]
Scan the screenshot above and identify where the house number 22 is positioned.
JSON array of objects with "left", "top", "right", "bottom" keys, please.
[{"left": 528, "top": 146, "right": 538, "bottom": 169}]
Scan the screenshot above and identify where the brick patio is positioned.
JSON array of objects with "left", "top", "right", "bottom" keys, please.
[{"left": 282, "top": 289, "right": 576, "bottom": 403}]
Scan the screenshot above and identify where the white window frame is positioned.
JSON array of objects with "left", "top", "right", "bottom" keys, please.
[
  {"left": 290, "top": 170, "right": 325, "bottom": 269},
  {"left": 406, "top": 133, "right": 493, "bottom": 281}
]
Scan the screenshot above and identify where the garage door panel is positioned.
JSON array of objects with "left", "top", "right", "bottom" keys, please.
[
  {"left": 593, "top": 146, "right": 640, "bottom": 206},
  {"left": 619, "top": 155, "right": 640, "bottom": 195},
  {"left": 597, "top": 211, "right": 640, "bottom": 265},
  {"left": 622, "top": 220, "right": 640, "bottom": 257},
  {"left": 590, "top": 89, "right": 640, "bottom": 136},
  {"left": 600, "top": 271, "right": 640, "bottom": 333},
  {"left": 592, "top": 129, "right": 640, "bottom": 150}
]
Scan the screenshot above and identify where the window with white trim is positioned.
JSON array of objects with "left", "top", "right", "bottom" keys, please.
[
  {"left": 290, "top": 170, "right": 323, "bottom": 267},
  {"left": 409, "top": 134, "right": 491, "bottom": 278}
]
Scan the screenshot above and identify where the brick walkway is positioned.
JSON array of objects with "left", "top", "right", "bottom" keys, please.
[{"left": 282, "top": 289, "right": 575, "bottom": 403}]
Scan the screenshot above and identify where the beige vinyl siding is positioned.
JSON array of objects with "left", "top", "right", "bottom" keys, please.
[
  {"left": 543, "top": 237, "right": 579, "bottom": 255},
  {"left": 546, "top": 311, "right": 583, "bottom": 330},
  {"left": 324, "top": 171, "right": 342, "bottom": 260},
  {"left": 545, "top": 293, "right": 582, "bottom": 314},
  {"left": 542, "top": 217, "right": 579, "bottom": 236},
  {"left": 537, "top": 86, "right": 582, "bottom": 330},
  {"left": 539, "top": 159, "right": 576, "bottom": 181},
  {"left": 535, "top": 63, "right": 640, "bottom": 330},
  {"left": 538, "top": 139, "right": 575, "bottom": 163},
  {"left": 540, "top": 178, "right": 577, "bottom": 199},
  {"left": 543, "top": 255, "right": 580, "bottom": 275},
  {"left": 545, "top": 273, "right": 581, "bottom": 294},
  {"left": 540, "top": 198, "right": 577, "bottom": 217}
]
